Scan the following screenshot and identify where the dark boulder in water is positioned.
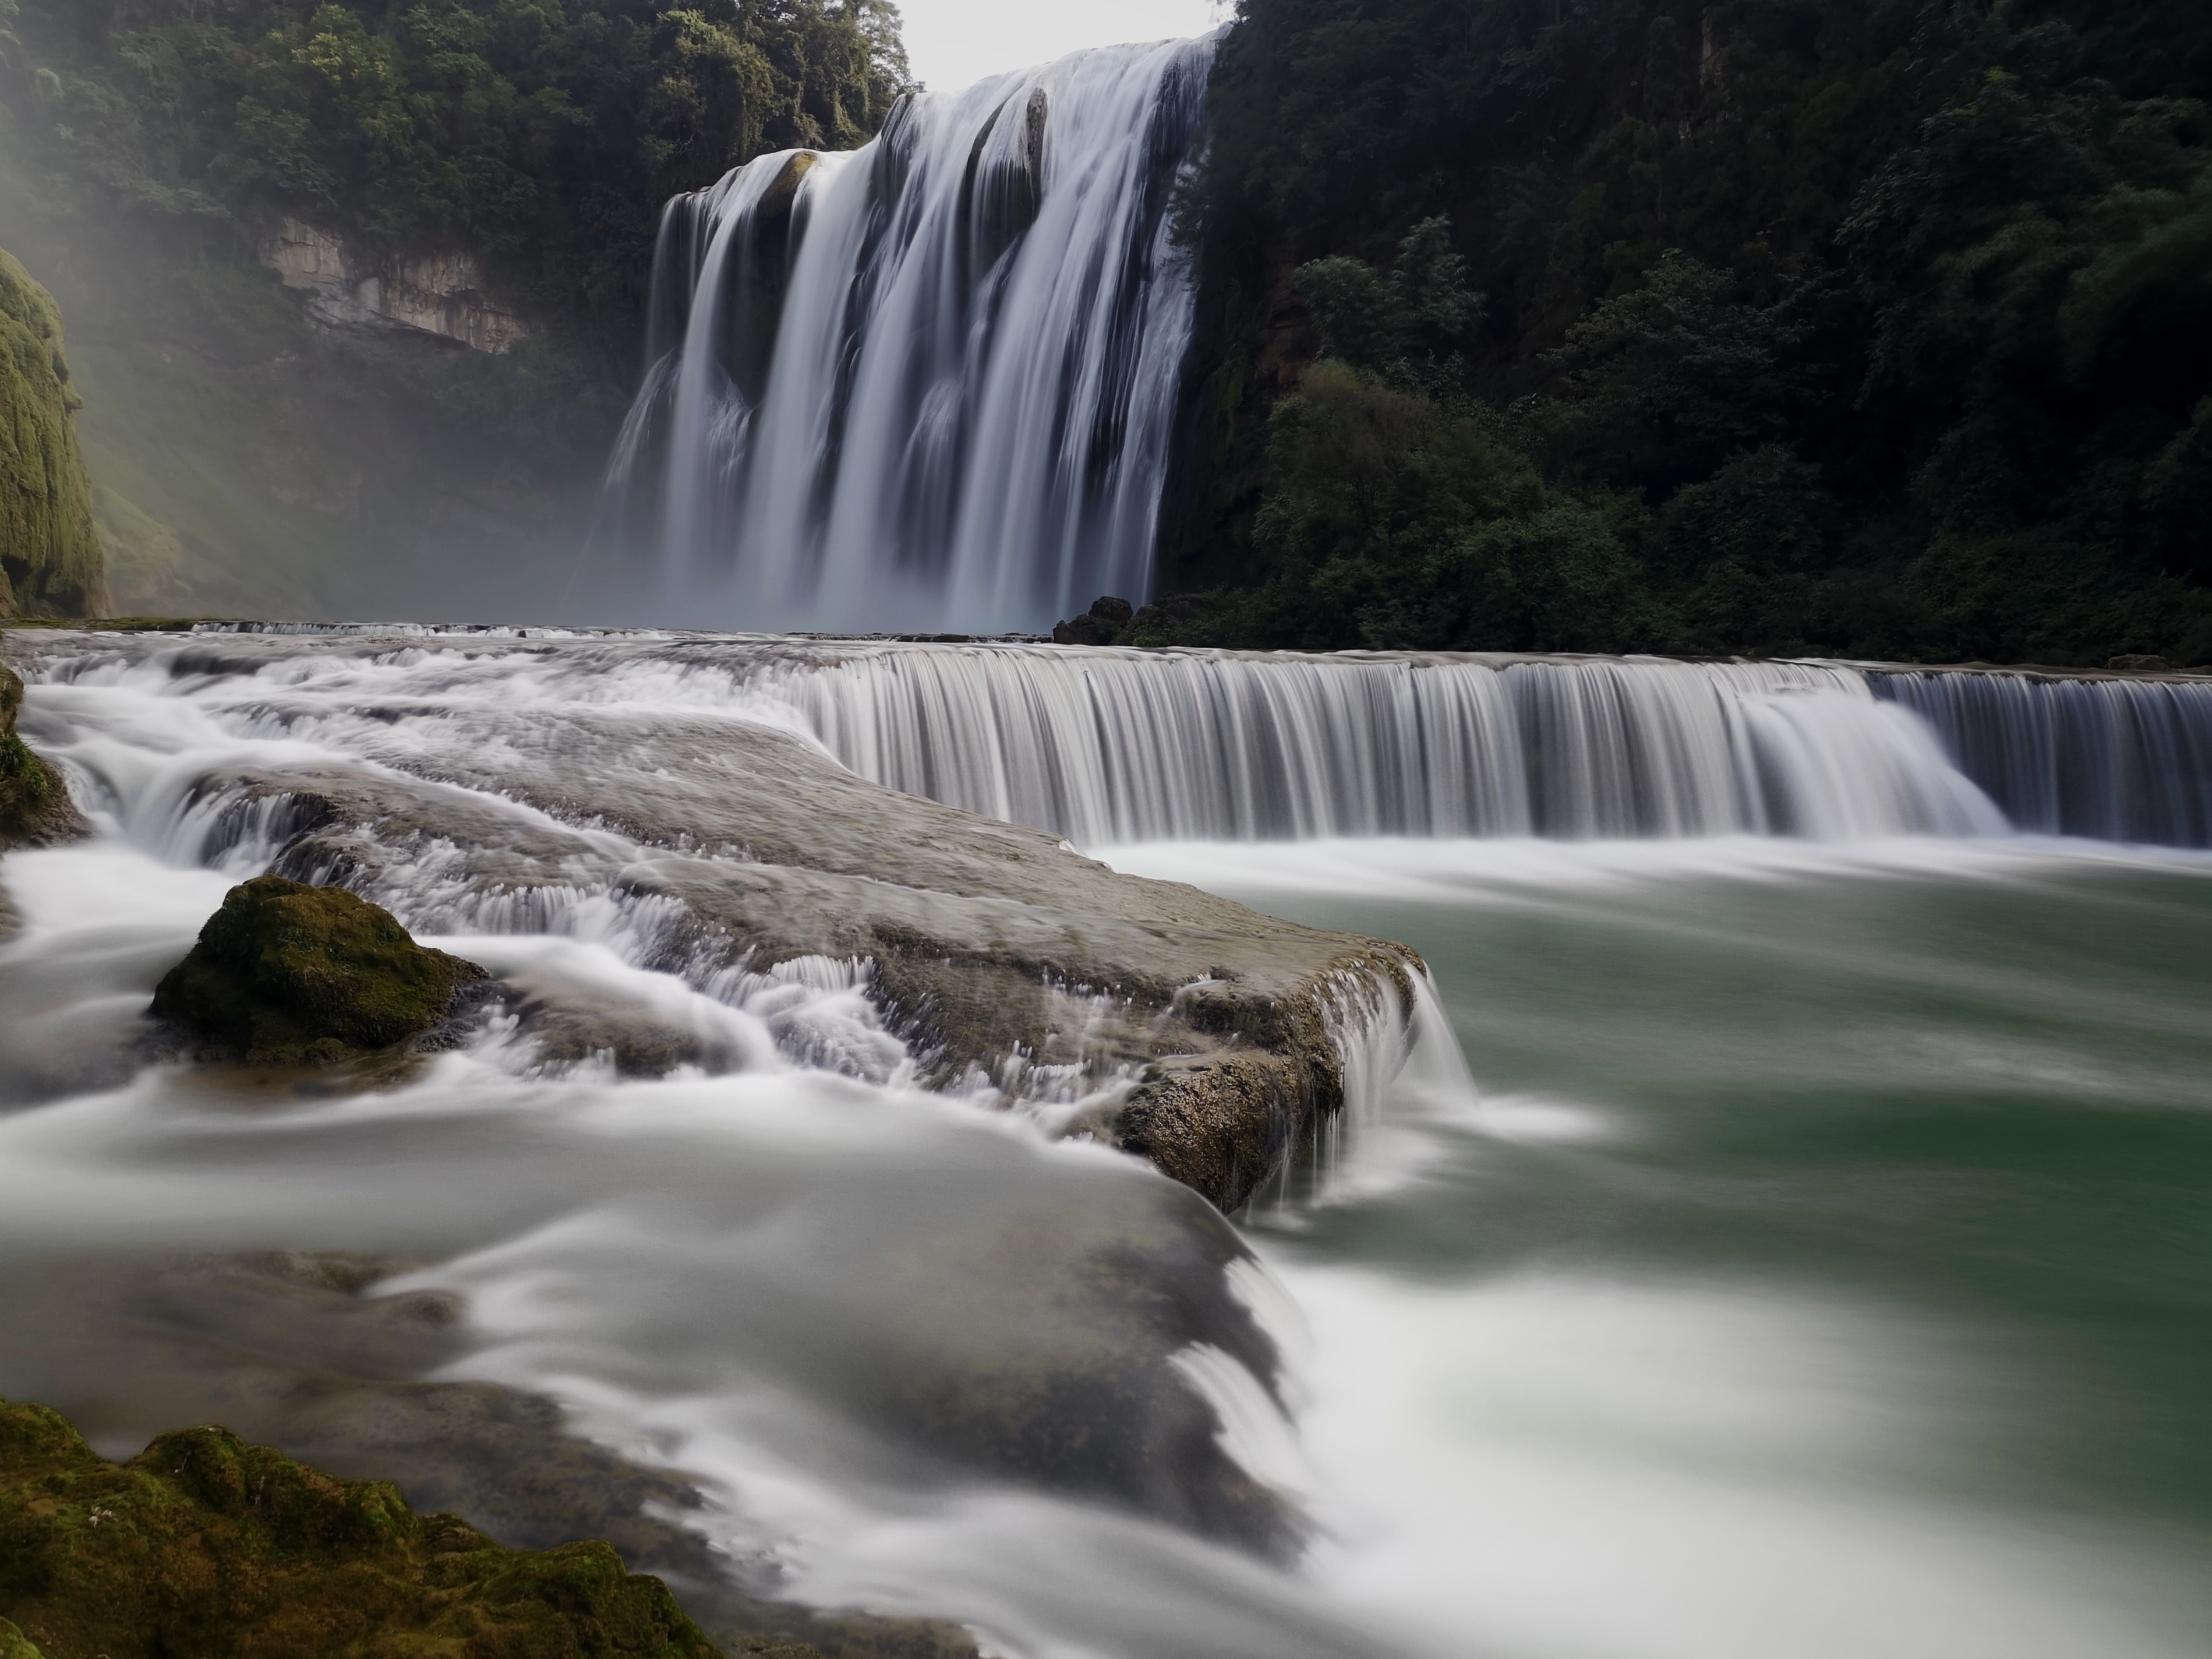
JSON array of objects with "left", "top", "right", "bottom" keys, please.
[
  {"left": 153, "top": 875, "right": 486, "bottom": 1064},
  {"left": 0, "top": 1395, "right": 729, "bottom": 1659},
  {"left": 1050, "top": 595, "right": 1134, "bottom": 645}
]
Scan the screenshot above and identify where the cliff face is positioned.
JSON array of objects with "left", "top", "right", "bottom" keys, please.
[
  {"left": 263, "top": 220, "right": 533, "bottom": 356},
  {"left": 0, "top": 150, "right": 616, "bottom": 624},
  {"left": 0, "top": 249, "right": 105, "bottom": 619}
]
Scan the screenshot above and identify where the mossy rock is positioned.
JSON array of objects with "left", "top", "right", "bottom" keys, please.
[
  {"left": 0, "top": 659, "right": 87, "bottom": 850},
  {"left": 152, "top": 875, "right": 486, "bottom": 1064},
  {"left": 0, "top": 248, "right": 105, "bottom": 620},
  {"left": 0, "top": 1396, "right": 733, "bottom": 1659}
]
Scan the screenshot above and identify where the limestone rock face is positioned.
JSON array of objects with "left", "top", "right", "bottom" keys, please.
[
  {"left": 152, "top": 875, "right": 487, "bottom": 1064},
  {"left": 263, "top": 219, "right": 531, "bottom": 354},
  {"left": 0, "top": 1395, "right": 730, "bottom": 1659},
  {"left": 0, "top": 249, "right": 107, "bottom": 619}
]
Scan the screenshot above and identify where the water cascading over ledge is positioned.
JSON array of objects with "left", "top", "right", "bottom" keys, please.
[
  {"left": 111, "top": 628, "right": 2212, "bottom": 849},
  {"left": 727, "top": 644, "right": 2212, "bottom": 848},
  {"left": 598, "top": 37, "right": 1213, "bottom": 633},
  {"left": 1872, "top": 669, "right": 2212, "bottom": 845}
]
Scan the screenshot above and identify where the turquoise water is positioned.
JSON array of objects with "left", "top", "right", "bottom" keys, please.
[{"left": 1114, "top": 839, "right": 2212, "bottom": 1658}]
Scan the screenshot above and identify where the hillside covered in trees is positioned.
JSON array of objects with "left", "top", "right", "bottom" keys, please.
[
  {"left": 1153, "top": 0, "right": 2212, "bottom": 666},
  {"left": 9, "top": 0, "right": 906, "bottom": 345},
  {"left": 0, "top": 0, "right": 909, "bottom": 615}
]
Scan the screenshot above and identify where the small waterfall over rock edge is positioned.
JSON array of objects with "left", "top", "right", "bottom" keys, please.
[
  {"left": 1871, "top": 669, "right": 2212, "bottom": 846},
  {"left": 596, "top": 38, "right": 1213, "bottom": 634}
]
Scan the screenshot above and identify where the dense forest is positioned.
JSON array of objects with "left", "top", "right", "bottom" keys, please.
[
  {"left": 1147, "top": 0, "right": 2212, "bottom": 665},
  {"left": 6, "top": 0, "right": 907, "bottom": 344}
]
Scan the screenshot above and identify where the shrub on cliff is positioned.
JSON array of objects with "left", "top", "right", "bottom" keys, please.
[
  {"left": 0, "top": 249, "right": 104, "bottom": 620},
  {"left": 153, "top": 874, "right": 486, "bottom": 1064}
]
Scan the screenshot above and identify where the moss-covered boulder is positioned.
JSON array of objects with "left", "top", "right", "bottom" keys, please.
[
  {"left": 0, "top": 1396, "right": 728, "bottom": 1659},
  {"left": 0, "top": 659, "right": 86, "bottom": 850},
  {"left": 0, "top": 250, "right": 106, "bottom": 620},
  {"left": 153, "top": 875, "right": 487, "bottom": 1064}
]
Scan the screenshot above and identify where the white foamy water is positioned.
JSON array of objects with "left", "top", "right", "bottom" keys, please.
[{"left": 5, "top": 631, "right": 2210, "bottom": 1659}]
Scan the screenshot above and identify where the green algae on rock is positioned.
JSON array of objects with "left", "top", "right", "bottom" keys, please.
[
  {"left": 0, "top": 1396, "right": 733, "bottom": 1659},
  {"left": 0, "top": 660, "right": 87, "bottom": 851},
  {"left": 153, "top": 876, "right": 487, "bottom": 1064},
  {"left": 0, "top": 251, "right": 105, "bottom": 621}
]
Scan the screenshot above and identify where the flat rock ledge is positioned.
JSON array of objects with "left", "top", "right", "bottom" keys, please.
[{"left": 12, "top": 631, "right": 1424, "bottom": 1214}]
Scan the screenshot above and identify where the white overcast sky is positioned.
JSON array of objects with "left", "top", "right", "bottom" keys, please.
[{"left": 895, "top": 0, "right": 1228, "bottom": 94}]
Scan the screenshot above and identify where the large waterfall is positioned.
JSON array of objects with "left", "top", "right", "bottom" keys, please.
[{"left": 598, "top": 38, "right": 1211, "bottom": 633}]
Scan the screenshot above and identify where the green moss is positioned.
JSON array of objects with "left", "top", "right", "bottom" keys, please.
[
  {"left": 152, "top": 875, "right": 487, "bottom": 1064},
  {"left": 0, "top": 248, "right": 104, "bottom": 620},
  {"left": 0, "top": 1396, "right": 730, "bottom": 1659},
  {"left": 0, "top": 658, "right": 84, "bottom": 849},
  {"left": 0, "top": 734, "right": 50, "bottom": 810}
]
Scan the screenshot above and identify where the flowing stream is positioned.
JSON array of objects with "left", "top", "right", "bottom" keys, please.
[{"left": 3, "top": 629, "right": 2210, "bottom": 1658}]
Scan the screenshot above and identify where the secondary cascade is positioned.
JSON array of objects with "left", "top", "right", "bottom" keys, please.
[
  {"left": 598, "top": 38, "right": 1213, "bottom": 634},
  {"left": 739, "top": 646, "right": 2212, "bottom": 848},
  {"left": 97, "top": 629, "right": 2212, "bottom": 849}
]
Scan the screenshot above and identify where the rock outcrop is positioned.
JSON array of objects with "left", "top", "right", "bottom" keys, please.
[
  {"left": 0, "top": 1253, "right": 984, "bottom": 1659},
  {"left": 1050, "top": 594, "right": 1133, "bottom": 645},
  {"left": 0, "top": 1395, "right": 732, "bottom": 1659},
  {"left": 152, "top": 876, "right": 487, "bottom": 1065},
  {"left": 0, "top": 661, "right": 86, "bottom": 851},
  {"left": 263, "top": 220, "right": 532, "bottom": 354},
  {"left": 0, "top": 250, "right": 107, "bottom": 619}
]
